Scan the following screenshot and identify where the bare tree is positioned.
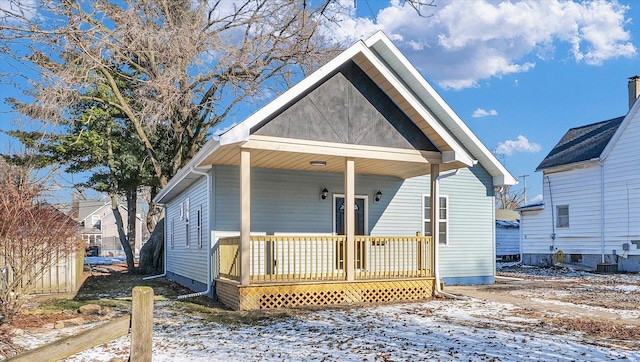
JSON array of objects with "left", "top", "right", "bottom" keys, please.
[
  {"left": 1, "top": 0, "right": 348, "bottom": 272},
  {"left": 0, "top": 158, "right": 81, "bottom": 328},
  {"left": 495, "top": 185, "right": 525, "bottom": 210}
]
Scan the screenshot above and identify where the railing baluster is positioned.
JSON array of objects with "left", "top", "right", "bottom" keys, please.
[{"left": 219, "top": 235, "right": 433, "bottom": 284}]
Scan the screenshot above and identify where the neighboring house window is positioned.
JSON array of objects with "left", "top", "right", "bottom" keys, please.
[
  {"left": 196, "top": 207, "right": 202, "bottom": 248},
  {"left": 170, "top": 218, "right": 174, "bottom": 249},
  {"left": 423, "top": 195, "right": 449, "bottom": 245},
  {"left": 556, "top": 205, "right": 569, "bottom": 228},
  {"left": 91, "top": 215, "right": 101, "bottom": 229}
]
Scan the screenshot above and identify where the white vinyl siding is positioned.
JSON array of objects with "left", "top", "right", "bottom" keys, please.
[
  {"left": 521, "top": 166, "right": 602, "bottom": 255},
  {"left": 165, "top": 176, "right": 209, "bottom": 284},
  {"left": 603, "top": 107, "right": 640, "bottom": 247}
]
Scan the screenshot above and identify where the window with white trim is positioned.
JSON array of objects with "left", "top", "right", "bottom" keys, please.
[
  {"left": 184, "top": 198, "right": 190, "bottom": 247},
  {"left": 196, "top": 207, "right": 202, "bottom": 248},
  {"left": 170, "top": 218, "right": 174, "bottom": 249},
  {"left": 185, "top": 223, "right": 190, "bottom": 247},
  {"left": 91, "top": 214, "right": 101, "bottom": 229},
  {"left": 423, "top": 195, "right": 448, "bottom": 245},
  {"left": 556, "top": 205, "right": 569, "bottom": 228}
]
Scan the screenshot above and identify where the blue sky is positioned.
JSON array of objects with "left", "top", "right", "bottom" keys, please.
[
  {"left": 335, "top": 0, "right": 639, "bottom": 203},
  {"left": 1, "top": 0, "right": 639, "bottom": 204}
]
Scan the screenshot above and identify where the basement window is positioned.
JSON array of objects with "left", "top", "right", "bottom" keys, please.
[{"left": 556, "top": 205, "right": 569, "bottom": 228}]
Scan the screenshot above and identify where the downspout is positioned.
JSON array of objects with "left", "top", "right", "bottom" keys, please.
[
  {"left": 546, "top": 176, "right": 556, "bottom": 258},
  {"left": 433, "top": 168, "right": 468, "bottom": 300},
  {"left": 599, "top": 160, "right": 605, "bottom": 263},
  {"left": 143, "top": 204, "right": 167, "bottom": 281},
  {"left": 178, "top": 167, "right": 213, "bottom": 299}
]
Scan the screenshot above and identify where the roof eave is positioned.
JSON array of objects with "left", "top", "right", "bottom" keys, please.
[
  {"left": 153, "top": 140, "right": 220, "bottom": 204},
  {"left": 600, "top": 96, "right": 640, "bottom": 161},
  {"left": 365, "top": 31, "right": 516, "bottom": 186},
  {"left": 537, "top": 158, "right": 600, "bottom": 174}
]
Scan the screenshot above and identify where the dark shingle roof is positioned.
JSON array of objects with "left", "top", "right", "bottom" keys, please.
[{"left": 536, "top": 116, "right": 624, "bottom": 171}]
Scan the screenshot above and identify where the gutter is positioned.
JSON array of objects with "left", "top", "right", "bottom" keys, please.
[{"left": 177, "top": 167, "right": 213, "bottom": 299}]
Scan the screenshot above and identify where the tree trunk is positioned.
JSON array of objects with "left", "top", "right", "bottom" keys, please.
[
  {"left": 126, "top": 188, "right": 137, "bottom": 257},
  {"left": 137, "top": 218, "right": 164, "bottom": 275},
  {"left": 110, "top": 194, "right": 136, "bottom": 273}
]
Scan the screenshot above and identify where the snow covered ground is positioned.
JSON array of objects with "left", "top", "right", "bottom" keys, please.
[
  {"left": 9, "top": 264, "right": 640, "bottom": 361},
  {"left": 58, "top": 299, "right": 638, "bottom": 361}
]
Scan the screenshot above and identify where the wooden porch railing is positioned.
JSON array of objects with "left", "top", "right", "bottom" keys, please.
[
  {"left": 218, "top": 237, "right": 240, "bottom": 281},
  {"left": 217, "top": 235, "right": 432, "bottom": 284}
]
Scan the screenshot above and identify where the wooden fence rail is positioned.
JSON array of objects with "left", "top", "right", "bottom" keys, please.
[{"left": 7, "top": 286, "right": 154, "bottom": 362}]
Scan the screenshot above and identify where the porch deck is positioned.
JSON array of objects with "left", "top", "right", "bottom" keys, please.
[{"left": 216, "top": 235, "right": 435, "bottom": 310}]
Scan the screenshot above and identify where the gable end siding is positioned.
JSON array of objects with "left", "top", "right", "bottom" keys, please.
[{"left": 253, "top": 61, "right": 437, "bottom": 152}]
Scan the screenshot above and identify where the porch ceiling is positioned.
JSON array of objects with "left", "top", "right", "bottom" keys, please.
[{"left": 198, "top": 135, "right": 465, "bottom": 179}]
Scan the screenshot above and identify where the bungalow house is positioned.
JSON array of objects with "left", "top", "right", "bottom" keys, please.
[
  {"left": 518, "top": 76, "right": 640, "bottom": 272},
  {"left": 154, "top": 31, "right": 516, "bottom": 310},
  {"left": 75, "top": 199, "right": 146, "bottom": 257}
]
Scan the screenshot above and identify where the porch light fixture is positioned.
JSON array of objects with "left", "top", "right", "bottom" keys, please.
[
  {"left": 374, "top": 190, "right": 382, "bottom": 203},
  {"left": 321, "top": 188, "right": 329, "bottom": 200},
  {"left": 310, "top": 161, "right": 326, "bottom": 166}
]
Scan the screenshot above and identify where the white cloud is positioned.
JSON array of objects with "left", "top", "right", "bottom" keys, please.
[
  {"left": 495, "top": 135, "right": 541, "bottom": 156},
  {"left": 530, "top": 194, "right": 544, "bottom": 203},
  {"left": 472, "top": 108, "right": 498, "bottom": 118},
  {"left": 326, "top": 0, "right": 636, "bottom": 89}
]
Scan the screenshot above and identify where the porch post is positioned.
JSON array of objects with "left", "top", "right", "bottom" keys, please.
[
  {"left": 345, "top": 157, "right": 355, "bottom": 281},
  {"left": 430, "top": 163, "right": 440, "bottom": 278},
  {"left": 240, "top": 149, "right": 251, "bottom": 286}
]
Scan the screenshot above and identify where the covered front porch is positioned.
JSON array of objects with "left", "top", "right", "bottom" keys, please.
[{"left": 210, "top": 135, "right": 454, "bottom": 310}]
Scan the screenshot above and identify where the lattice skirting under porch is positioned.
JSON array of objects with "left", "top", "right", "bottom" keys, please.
[{"left": 215, "top": 278, "right": 435, "bottom": 310}]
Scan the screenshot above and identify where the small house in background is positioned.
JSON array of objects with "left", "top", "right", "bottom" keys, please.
[
  {"left": 74, "top": 199, "right": 147, "bottom": 258},
  {"left": 154, "top": 31, "right": 516, "bottom": 310},
  {"left": 496, "top": 209, "right": 520, "bottom": 261},
  {"left": 519, "top": 76, "right": 640, "bottom": 272}
]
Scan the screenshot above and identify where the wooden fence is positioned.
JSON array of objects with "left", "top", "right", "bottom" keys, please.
[{"left": 7, "top": 286, "right": 154, "bottom": 362}]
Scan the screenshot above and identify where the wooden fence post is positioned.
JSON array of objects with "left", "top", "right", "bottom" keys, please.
[{"left": 131, "top": 286, "right": 154, "bottom": 362}]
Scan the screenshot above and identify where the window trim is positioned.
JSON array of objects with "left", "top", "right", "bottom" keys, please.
[
  {"left": 170, "top": 218, "right": 174, "bottom": 249},
  {"left": 556, "top": 205, "right": 569, "bottom": 228},
  {"left": 196, "top": 206, "right": 203, "bottom": 248},
  {"left": 422, "top": 194, "right": 449, "bottom": 246}
]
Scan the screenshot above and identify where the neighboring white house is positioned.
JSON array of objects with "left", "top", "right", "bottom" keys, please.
[
  {"left": 518, "top": 76, "right": 640, "bottom": 272},
  {"left": 154, "top": 31, "right": 516, "bottom": 310},
  {"left": 76, "top": 199, "right": 146, "bottom": 257}
]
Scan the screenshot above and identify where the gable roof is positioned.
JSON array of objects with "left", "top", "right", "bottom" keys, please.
[
  {"left": 536, "top": 116, "right": 624, "bottom": 171},
  {"left": 155, "top": 31, "right": 516, "bottom": 204}
]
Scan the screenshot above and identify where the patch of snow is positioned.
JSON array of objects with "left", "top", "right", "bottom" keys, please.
[
  {"left": 84, "top": 256, "right": 127, "bottom": 265},
  {"left": 56, "top": 299, "right": 640, "bottom": 361}
]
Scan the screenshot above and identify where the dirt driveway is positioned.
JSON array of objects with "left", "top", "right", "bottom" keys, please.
[{"left": 446, "top": 264, "right": 640, "bottom": 348}]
